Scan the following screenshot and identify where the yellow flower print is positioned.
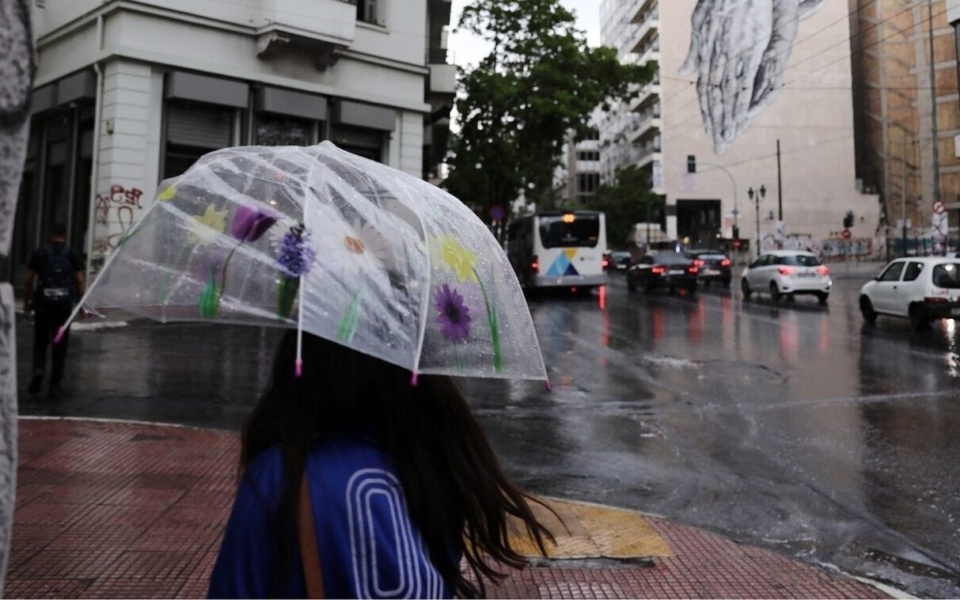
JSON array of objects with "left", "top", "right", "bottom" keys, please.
[
  {"left": 188, "top": 203, "right": 228, "bottom": 244},
  {"left": 433, "top": 236, "right": 478, "bottom": 283},
  {"left": 157, "top": 185, "right": 177, "bottom": 202}
]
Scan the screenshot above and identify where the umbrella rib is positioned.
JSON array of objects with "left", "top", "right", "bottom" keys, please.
[{"left": 53, "top": 195, "right": 166, "bottom": 343}]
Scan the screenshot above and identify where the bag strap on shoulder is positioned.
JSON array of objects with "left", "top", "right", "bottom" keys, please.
[{"left": 297, "top": 475, "right": 325, "bottom": 599}]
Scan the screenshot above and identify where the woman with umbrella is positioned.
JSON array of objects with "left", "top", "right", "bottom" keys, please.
[
  {"left": 61, "top": 143, "right": 556, "bottom": 598},
  {"left": 206, "top": 330, "right": 553, "bottom": 598}
]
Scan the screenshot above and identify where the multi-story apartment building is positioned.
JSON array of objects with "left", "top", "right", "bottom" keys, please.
[
  {"left": 8, "top": 0, "right": 456, "bottom": 283},
  {"left": 599, "top": 0, "right": 881, "bottom": 258},
  {"left": 851, "top": 0, "right": 960, "bottom": 254},
  {"left": 557, "top": 124, "right": 602, "bottom": 207}
]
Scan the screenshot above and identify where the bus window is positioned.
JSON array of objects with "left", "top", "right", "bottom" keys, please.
[{"left": 538, "top": 214, "right": 600, "bottom": 248}]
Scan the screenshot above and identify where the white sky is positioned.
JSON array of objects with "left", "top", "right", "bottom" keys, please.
[{"left": 447, "top": 0, "right": 602, "bottom": 69}]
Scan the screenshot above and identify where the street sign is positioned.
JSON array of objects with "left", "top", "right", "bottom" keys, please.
[
  {"left": 933, "top": 200, "right": 946, "bottom": 215},
  {"left": 489, "top": 205, "right": 505, "bottom": 222}
]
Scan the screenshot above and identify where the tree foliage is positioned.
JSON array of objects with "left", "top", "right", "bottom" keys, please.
[
  {"left": 583, "top": 165, "right": 662, "bottom": 249},
  {"left": 443, "top": 0, "right": 656, "bottom": 223}
]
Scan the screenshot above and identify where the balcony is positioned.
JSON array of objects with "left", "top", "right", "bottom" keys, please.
[
  {"left": 630, "top": 14, "right": 659, "bottom": 54},
  {"left": 429, "top": 63, "right": 456, "bottom": 95},
  {"left": 628, "top": 110, "right": 660, "bottom": 144},
  {"left": 256, "top": 0, "right": 355, "bottom": 67},
  {"left": 631, "top": 81, "right": 660, "bottom": 113},
  {"left": 634, "top": 139, "right": 661, "bottom": 166},
  {"left": 638, "top": 41, "right": 660, "bottom": 66},
  {"left": 628, "top": 0, "right": 658, "bottom": 24}
]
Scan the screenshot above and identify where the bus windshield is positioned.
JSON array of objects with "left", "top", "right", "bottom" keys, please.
[{"left": 539, "top": 214, "right": 601, "bottom": 248}]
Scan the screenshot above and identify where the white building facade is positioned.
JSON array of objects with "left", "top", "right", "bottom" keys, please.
[
  {"left": 599, "top": 0, "right": 882, "bottom": 258},
  {"left": 10, "top": 0, "right": 455, "bottom": 280}
]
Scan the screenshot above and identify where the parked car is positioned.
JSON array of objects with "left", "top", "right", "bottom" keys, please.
[
  {"left": 627, "top": 252, "right": 699, "bottom": 294},
  {"left": 686, "top": 250, "right": 732, "bottom": 286},
  {"left": 609, "top": 250, "right": 631, "bottom": 272},
  {"left": 741, "top": 250, "right": 831, "bottom": 304},
  {"left": 859, "top": 256, "right": 960, "bottom": 331}
]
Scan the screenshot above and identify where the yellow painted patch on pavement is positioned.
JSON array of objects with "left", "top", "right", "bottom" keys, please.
[{"left": 507, "top": 497, "right": 672, "bottom": 559}]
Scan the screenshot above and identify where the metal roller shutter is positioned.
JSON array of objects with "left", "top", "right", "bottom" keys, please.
[{"left": 167, "top": 103, "right": 232, "bottom": 148}]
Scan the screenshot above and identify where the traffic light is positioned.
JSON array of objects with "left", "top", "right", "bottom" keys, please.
[
  {"left": 842, "top": 210, "right": 854, "bottom": 229},
  {"left": 687, "top": 155, "right": 696, "bottom": 173},
  {"left": 732, "top": 225, "right": 740, "bottom": 240}
]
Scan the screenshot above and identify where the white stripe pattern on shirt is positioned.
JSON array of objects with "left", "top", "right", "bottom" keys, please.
[{"left": 345, "top": 468, "right": 443, "bottom": 598}]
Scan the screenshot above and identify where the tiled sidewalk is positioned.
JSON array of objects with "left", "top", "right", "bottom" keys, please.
[{"left": 6, "top": 418, "right": 890, "bottom": 599}]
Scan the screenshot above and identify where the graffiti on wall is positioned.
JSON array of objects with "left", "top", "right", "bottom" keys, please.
[
  {"left": 758, "top": 233, "right": 874, "bottom": 260},
  {"left": 91, "top": 184, "right": 145, "bottom": 272}
]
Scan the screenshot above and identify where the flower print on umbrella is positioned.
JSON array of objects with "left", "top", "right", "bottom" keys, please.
[
  {"left": 431, "top": 236, "right": 501, "bottom": 372},
  {"left": 231, "top": 205, "right": 278, "bottom": 242},
  {"left": 432, "top": 236, "right": 478, "bottom": 283},
  {"left": 276, "top": 223, "right": 316, "bottom": 320},
  {"left": 187, "top": 203, "right": 228, "bottom": 245},
  {"left": 160, "top": 203, "right": 228, "bottom": 303},
  {"left": 277, "top": 223, "right": 315, "bottom": 278},
  {"left": 349, "top": 218, "right": 392, "bottom": 264},
  {"left": 435, "top": 284, "right": 471, "bottom": 342},
  {"left": 198, "top": 203, "right": 278, "bottom": 318},
  {"left": 156, "top": 184, "right": 177, "bottom": 202}
]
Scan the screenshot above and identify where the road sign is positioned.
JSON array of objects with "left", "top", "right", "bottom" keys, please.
[
  {"left": 933, "top": 200, "right": 946, "bottom": 215},
  {"left": 489, "top": 205, "right": 505, "bottom": 222}
]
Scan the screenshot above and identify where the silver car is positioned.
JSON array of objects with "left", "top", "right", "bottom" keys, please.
[{"left": 740, "top": 250, "right": 832, "bottom": 304}]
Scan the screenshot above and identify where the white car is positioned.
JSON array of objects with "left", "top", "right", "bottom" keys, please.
[
  {"left": 740, "top": 250, "right": 832, "bottom": 304},
  {"left": 859, "top": 256, "right": 960, "bottom": 331}
]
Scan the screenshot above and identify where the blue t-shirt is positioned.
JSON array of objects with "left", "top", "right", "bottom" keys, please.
[{"left": 208, "top": 433, "right": 459, "bottom": 598}]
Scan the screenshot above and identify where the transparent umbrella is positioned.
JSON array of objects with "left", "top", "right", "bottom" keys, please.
[{"left": 60, "top": 142, "right": 547, "bottom": 384}]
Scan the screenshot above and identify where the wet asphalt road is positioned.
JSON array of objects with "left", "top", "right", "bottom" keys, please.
[{"left": 14, "top": 260, "right": 960, "bottom": 597}]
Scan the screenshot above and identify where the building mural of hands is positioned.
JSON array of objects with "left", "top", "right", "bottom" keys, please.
[{"left": 679, "top": 0, "right": 825, "bottom": 154}]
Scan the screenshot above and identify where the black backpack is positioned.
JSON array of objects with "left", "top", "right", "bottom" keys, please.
[{"left": 36, "top": 244, "right": 75, "bottom": 308}]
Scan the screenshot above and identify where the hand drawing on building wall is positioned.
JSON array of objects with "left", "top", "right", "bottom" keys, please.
[{"left": 679, "top": 0, "right": 825, "bottom": 154}]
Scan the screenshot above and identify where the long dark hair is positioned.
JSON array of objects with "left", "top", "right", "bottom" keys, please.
[{"left": 241, "top": 329, "right": 554, "bottom": 598}]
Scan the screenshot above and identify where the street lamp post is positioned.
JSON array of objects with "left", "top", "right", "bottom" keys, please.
[
  {"left": 748, "top": 185, "right": 766, "bottom": 257},
  {"left": 696, "top": 161, "right": 739, "bottom": 259}
]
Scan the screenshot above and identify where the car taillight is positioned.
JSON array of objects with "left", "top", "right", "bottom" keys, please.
[
  {"left": 602, "top": 258, "right": 610, "bottom": 271},
  {"left": 688, "top": 265, "right": 699, "bottom": 274},
  {"left": 778, "top": 266, "right": 796, "bottom": 276},
  {"left": 925, "top": 296, "right": 948, "bottom": 303},
  {"left": 816, "top": 265, "right": 830, "bottom": 276},
  {"left": 693, "top": 259, "right": 705, "bottom": 267},
  {"left": 652, "top": 266, "right": 666, "bottom": 275},
  {"left": 721, "top": 259, "right": 731, "bottom": 267},
  {"left": 531, "top": 256, "right": 539, "bottom": 274}
]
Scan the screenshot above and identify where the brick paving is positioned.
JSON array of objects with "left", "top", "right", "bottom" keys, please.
[{"left": 6, "top": 418, "right": 891, "bottom": 599}]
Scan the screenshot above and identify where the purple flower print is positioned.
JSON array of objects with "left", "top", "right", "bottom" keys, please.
[
  {"left": 276, "top": 223, "right": 316, "bottom": 277},
  {"left": 230, "top": 205, "right": 277, "bottom": 242},
  {"left": 435, "top": 283, "right": 471, "bottom": 342}
]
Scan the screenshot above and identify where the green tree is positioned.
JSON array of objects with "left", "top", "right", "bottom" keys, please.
[
  {"left": 585, "top": 165, "right": 661, "bottom": 249},
  {"left": 444, "top": 0, "right": 655, "bottom": 225}
]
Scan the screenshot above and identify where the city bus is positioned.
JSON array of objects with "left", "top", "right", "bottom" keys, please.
[{"left": 505, "top": 210, "right": 608, "bottom": 291}]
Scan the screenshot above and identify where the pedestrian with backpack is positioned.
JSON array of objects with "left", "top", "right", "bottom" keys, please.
[{"left": 22, "top": 223, "right": 85, "bottom": 398}]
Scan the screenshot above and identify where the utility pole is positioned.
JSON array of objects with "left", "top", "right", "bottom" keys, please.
[
  {"left": 776, "top": 140, "right": 783, "bottom": 221},
  {"left": 902, "top": 136, "right": 908, "bottom": 257},
  {"left": 927, "top": 0, "right": 942, "bottom": 252},
  {"left": 749, "top": 185, "right": 766, "bottom": 257}
]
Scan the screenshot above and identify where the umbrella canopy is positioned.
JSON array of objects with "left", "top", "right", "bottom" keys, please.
[{"left": 69, "top": 142, "right": 547, "bottom": 383}]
